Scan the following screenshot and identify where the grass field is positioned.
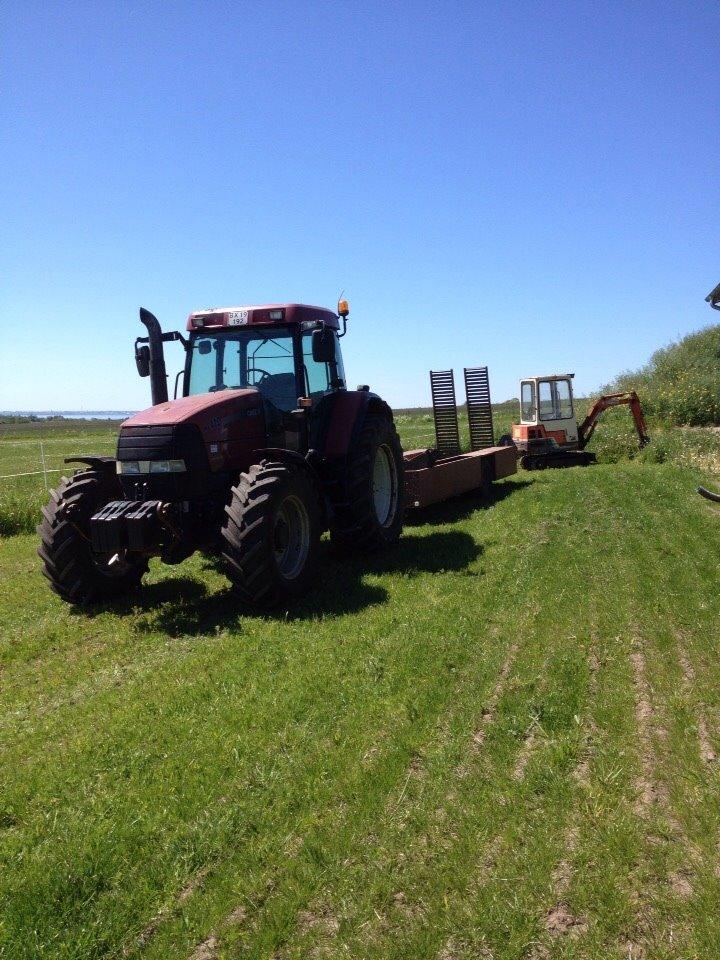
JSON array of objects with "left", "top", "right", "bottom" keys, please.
[{"left": 2, "top": 414, "right": 720, "bottom": 959}]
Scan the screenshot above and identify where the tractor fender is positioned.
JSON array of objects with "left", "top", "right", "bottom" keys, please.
[
  {"left": 312, "top": 391, "right": 393, "bottom": 460},
  {"left": 252, "top": 447, "right": 321, "bottom": 482},
  {"left": 64, "top": 456, "right": 117, "bottom": 482}
]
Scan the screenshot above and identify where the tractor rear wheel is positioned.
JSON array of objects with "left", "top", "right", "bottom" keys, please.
[
  {"left": 37, "top": 469, "right": 148, "bottom": 604},
  {"left": 221, "top": 460, "right": 321, "bottom": 607},
  {"left": 330, "top": 412, "right": 404, "bottom": 552}
]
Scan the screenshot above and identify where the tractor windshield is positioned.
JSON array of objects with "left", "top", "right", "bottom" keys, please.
[{"left": 188, "top": 327, "right": 298, "bottom": 410}]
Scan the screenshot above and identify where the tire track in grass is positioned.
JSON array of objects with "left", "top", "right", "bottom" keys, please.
[
  {"left": 592, "top": 467, "right": 715, "bottom": 957},
  {"left": 124, "top": 867, "right": 214, "bottom": 956},
  {"left": 624, "top": 636, "right": 696, "bottom": 956},
  {"left": 251, "top": 638, "right": 522, "bottom": 960},
  {"left": 177, "top": 597, "right": 526, "bottom": 960},
  {"left": 409, "top": 641, "right": 564, "bottom": 960},
  {"left": 676, "top": 645, "right": 717, "bottom": 765},
  {"left": 187, "top": 906, "right": 247, "bottom": 960},
  {"left": 525, "top": 647, "right": 600, "bottom": 959},
  {"left": 469, "top": 642, "right": 519, "bottom": 754},
  {"left": 256, "top": 620, "right": 529, "bottom": 960},
  {"left": 373, "top": 640, "right": 545, "bottom": 956},
  {"left": 429, "top": 641, "right": 587, "bottom": 960},
  {"left": 638, "top": 471, "right": 720, "bottom": 954}
]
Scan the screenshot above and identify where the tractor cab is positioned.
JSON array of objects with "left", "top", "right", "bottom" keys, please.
[
  {"left": 132, "top": 300, "right": 351, "bottom": 454},
  {"left": 184, "top": 302, "right": 346, "bottom": 403},
  {"left": 180, "top": 303, "right": 348, "bottom": 450},
  {"left": 512, "top": 374, "right": 579, "bottom": 451}
]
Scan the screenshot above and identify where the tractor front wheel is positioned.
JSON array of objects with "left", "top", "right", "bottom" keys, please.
[
  {"left": 38, "top": 469, "right": 148, "bottom": 604},
  {"left": 330, "top": 412, "right": 405, "bottom": 553},
  {"left": 221, "top": 460, "right": 322, "bottom": 607}
]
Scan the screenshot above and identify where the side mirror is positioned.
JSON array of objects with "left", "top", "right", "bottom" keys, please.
[
  {"left": 312, "top": 327, "right": 336, "bottom": 364},
  {"left": 135, "top": 343, "right": 150, "bottom": 378}
]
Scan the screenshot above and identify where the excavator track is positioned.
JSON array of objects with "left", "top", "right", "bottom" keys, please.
[{"left": 521, "top": 450, "right": 596, "bottom": 470}]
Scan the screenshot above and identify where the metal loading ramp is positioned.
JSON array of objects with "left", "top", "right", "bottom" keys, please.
[
  {"left": 464, "top": 366, "right": 495, "bottom": 451},
  {"left": 430, "top": 369, "right": 461, "bottom": 456}
]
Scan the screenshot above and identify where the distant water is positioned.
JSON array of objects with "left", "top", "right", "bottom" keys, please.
[{"left": 1, "top": 411, "right": 137, "bottom": 421}]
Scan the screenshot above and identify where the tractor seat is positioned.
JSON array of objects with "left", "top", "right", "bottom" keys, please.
[{"left": 257, "top": 373, "right": 297, "bottom": 412}]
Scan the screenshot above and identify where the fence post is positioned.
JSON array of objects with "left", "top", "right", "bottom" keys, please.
[{"left": 40, "top": 440, "right": 49, "bottom": 491}]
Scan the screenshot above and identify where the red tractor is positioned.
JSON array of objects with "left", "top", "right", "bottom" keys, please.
[{"left": 38, "top": 301, "right": 405, "bottom": 607}]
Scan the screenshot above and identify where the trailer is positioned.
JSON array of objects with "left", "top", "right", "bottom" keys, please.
[{"left": 403, "top": 366, "right": 517, "bottom": 509}]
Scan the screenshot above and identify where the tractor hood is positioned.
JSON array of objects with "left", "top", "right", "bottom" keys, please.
[
  {"left": 119, "top": 388, "right": 267, "bottom": 473},
  {"left": 123, "top": 389, "right": 260, "bottom": 428}
]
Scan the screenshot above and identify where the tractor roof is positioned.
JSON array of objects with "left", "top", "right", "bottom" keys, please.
[{"left": 186, "top": 303, "right": 339, "bottom": 332}]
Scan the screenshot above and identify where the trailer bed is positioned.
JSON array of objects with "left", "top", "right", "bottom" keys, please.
[{"left": 403, "top": 445, "right": 517, "bottom": 509}]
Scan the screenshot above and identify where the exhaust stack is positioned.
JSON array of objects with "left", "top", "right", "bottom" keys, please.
[{"left": 139, "top": 307, "right": 169, "bottom": 406}]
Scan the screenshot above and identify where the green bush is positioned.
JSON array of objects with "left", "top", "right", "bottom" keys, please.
[{"left": 603, "top": 323, "right": 720, "bottom": 426}]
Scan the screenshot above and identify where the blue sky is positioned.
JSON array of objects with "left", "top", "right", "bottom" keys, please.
[{"left": 2, "top": 0, "right": 718, "bottom": 411}]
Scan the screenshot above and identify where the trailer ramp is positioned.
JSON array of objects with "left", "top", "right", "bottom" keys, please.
[
  {"left": 464, "top": 366, "right": 494, "bottom": 451},
  {"left": 430, "top": 369, "right": 461, "bottom": 456}
]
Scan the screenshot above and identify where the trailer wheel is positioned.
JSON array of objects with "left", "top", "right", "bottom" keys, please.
[
  {"left": 330, "top": 412, "right": 405, "bottom": 552},
  {"left": 221, "top": 460, "right": 321, "bottom": 607},
  {"left": 37, "top": 469, "right": 148, "bottom": 605}
]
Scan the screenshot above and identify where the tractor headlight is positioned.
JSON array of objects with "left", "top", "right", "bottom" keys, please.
[
  {"left": 149, "top": 459, "right": 186, "bottom": 474},
  {"left": 117, "top": 460, "right": 186, "bottom": 475}
]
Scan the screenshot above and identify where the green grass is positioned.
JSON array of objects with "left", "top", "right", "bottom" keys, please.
[
  {"left": 2, "top": 414, "right": 720, "bottom": 958},
  {"left": 0, "top": 420, "right": 119, "bottom": 535}
]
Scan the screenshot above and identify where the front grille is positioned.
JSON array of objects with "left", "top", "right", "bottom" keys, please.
[{"left": 117, "top": 423, "right": 209, "bottom": 499}]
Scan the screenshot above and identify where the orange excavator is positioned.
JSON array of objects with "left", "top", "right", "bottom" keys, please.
[{"left": 500, "top": 373, "right": 649, "bottom": 470}]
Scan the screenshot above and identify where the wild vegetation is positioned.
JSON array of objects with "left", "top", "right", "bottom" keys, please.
[{"left": 602, "top": 322, "right": 720, "bottom": 427}]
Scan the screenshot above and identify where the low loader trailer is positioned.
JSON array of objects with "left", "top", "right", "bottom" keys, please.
[
  {"left": 38, "top": 303, "right": 514, "bottom": 609},
  {"left": 404, "top": 367, "right": 516, "bottom": 508}
]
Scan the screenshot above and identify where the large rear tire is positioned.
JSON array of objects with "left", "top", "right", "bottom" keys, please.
[
  {"left": 37, "top": 469, "right": 148, "bottom": 604},
  {"left": 329, "top": 412, "right": 404, "bottom": 552},
  {"left": 221, "top": 460, "right": 322, "bottom": 607}
]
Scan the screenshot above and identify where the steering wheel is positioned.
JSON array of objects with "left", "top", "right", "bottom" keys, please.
[{"left": 247, "top": 366, "right": 272, "bottom": 386}]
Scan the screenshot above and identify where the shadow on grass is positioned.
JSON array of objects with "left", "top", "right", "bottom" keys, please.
[
  {"left": 405, "top": 477, "right": 532, "bottom": 527},
  {"left": 81, "top": 529, "right": 483, "bottom": 636}
]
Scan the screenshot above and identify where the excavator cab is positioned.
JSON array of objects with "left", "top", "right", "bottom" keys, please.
[{"left": 513, "top": 374, "right": 580, "bottom": 451}]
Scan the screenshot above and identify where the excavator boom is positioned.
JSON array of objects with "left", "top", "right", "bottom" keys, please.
[{"left": 578, "top": 391, "right": 650, "bottom": 450}]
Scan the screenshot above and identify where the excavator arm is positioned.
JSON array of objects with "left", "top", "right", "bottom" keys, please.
[{"left": 577, "top": 391, "right": 650, "bottom": 450}]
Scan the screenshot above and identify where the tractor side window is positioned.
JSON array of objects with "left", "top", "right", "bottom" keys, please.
[
  {"left": 222, "top": 339, "right": 243, "bottom": 389},
  {"left": 555, "top": 379, "right": 573, "bottom": 419},
  {"left": 188, "top": 339, "right": 219, "bottom": 395},
  {"left": 301, "top": 332, "right": 331, "bottom": 399},
  {"left": 538, "top": 381, "right": 554, "bottom": 420},
  {"left": 333, "top": 334, "right": 346, "bottom": 387},
  {"left": 520, "top": 382, "right": 535, "bottom": 421}
]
